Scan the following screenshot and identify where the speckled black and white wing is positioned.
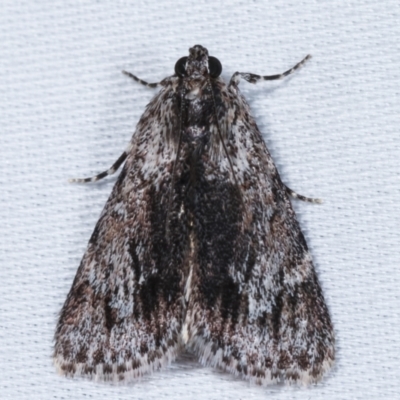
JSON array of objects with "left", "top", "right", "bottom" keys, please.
[
  {"left": 54, "top": 79, "right": 191, "bottom": 381},
  {"left": 54, "top": 44, "right": 334, "bottom": 386},
  {"left": 182, "top": 57, "right": 335, "bottom": 385}
]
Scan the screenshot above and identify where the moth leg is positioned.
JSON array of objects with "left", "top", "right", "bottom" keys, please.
[
  {"left": 229, "top": 54, "right": 311, "bottom": 86},
  {"left": 122, "top": 70, "right": 161, "bottom": 88},
  {"left": 285, "top": 184, "right": 322, "bottom": 204},
  {"left": 69, "top": 151, "right": 128, "bottom": 183}
]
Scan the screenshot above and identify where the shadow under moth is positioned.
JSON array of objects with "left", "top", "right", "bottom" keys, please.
[{"left": 54, "top": 45, "right": 334, "bottom": 386}]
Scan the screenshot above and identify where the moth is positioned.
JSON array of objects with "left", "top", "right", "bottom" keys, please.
[{"left": 54, "top": 45, "right": 335, "bottom": 385}]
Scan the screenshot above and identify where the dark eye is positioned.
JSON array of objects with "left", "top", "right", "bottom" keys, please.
[
  {"left": 174, "top": 57, "right": 188, "bottom": 77},
  {"left": 208, "top": 56, "right": 222, "bottom": 78}
]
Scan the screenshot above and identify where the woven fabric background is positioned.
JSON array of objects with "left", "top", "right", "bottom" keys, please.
[{"left": 1, "top": 1, "right": 399, "bottom": 399}]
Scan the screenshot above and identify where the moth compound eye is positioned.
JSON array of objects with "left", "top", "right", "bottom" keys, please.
[
  {"left": 174, "top": 57, "right": 188, "bottom": 77},
  {"left": 208, "top": 56, "right": 222, "bottom": 78}
]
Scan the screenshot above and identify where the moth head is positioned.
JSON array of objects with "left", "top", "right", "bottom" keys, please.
[{"left": 175, "top": 45, "right": 222, "bottom": 79}]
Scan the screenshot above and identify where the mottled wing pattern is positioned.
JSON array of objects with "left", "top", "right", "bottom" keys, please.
[
  {"left": 55, "top": 44, "right": 334, "bottom": 386},
  {"left": 54, "top": 80, "right": 191, "bottom": 381},
  {"left": 184, "top": 78, "right": 335, "bottom": 385}
]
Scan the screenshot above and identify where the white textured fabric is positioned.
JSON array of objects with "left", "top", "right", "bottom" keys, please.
[{"left": 1, "top": 1, "right": 399, "bottom": 399}]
